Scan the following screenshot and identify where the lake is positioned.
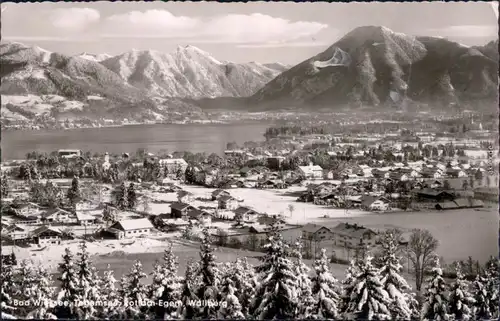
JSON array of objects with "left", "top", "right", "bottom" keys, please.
[{"left": 1, "top": 122, "right": 270, "bottom": 160}]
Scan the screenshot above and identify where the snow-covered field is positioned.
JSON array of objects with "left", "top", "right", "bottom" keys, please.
[
  {"left": 4, "top": 237, "right": 175, "bottom": 274},
  {"left": 179, "top": 184, "right": 372, "bottom": 224}
]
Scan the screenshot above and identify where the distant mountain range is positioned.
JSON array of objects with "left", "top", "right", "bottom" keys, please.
[
  {"left": 1, "top": 25, "right": 498, "bottom": 126},
  {"left": 249, "top": 26, "right": 498, "bottom": 109},
  {"left": 0, "top": 42, "right": 289, "bottom": 124}
]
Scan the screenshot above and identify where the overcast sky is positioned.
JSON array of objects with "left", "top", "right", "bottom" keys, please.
[{"left": 1, "top": 1, "right": 498, "bottom": 64}]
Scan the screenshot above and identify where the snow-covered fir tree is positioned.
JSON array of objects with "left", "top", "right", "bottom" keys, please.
[
  {"left": 342, "top": 255, "right": 392, "bottom": 320},
  {"left": 311, "top": 248, "right": 341, "bottom": 320},
  {"left": 472, "top": 272, "right": 492, "bottom": 320},
  {"left": 66, "top": 176, "right": 81, "bottom": 208},
  {"left": 196, "top": 227, "right": 221, "bottom": 319},
  {"left": 76, "top": 241, "right": 103, "bottom": 319},
  {"left": 218, "top": 263, "right": 246, "bottom": 320},
  {"left": 25, "top": 265, "right": 57, "bottom": 319},
  {"left": 122, "top": 260, "right": 149, "bottom": 318},
  {"left": 231, "top": 258, "right": 257, "bottom": 316},
  {"left": 292, "top": 238, "right": 316, "bottom": 319},
  {"left": 99, "top": 265, "right": 120, "bottom": 319},
  {"left": 448, "top": 263, "right": 474, "bottom": 320},
  {"left": 421, "top": 258, "right": 450, "bottom": 321},
  {"left": 127, "top": 182, "right": 138, "bottom": 209},
  {"left": 151, "top": 244, "right": 183, "bottom": 319},
  {"left": 13, "top": 260, "right": 39, "bottom": 317},
  {"left": 377, "top": 232, "right": 413, "bottom": 320},
  {"left": 56, "top": 248, "right": 80, "bottom": 319},
  {"left": 177, "top": 259, "right": 200, "bottom": 319},
  {"left": 339, "top": 259, "right": 360, "bottom": 314},
  {"left": 484, "top": 257, "right": 499, "bottom": 318},
  {"left": 1, "top": 261, "right": 18, "bottom": 319},
  {"left": 114, "top": 182, "right": 128, "bottom": 209},
  {"left": 251, "top": 224, "right": 299, "bottom": 319}
]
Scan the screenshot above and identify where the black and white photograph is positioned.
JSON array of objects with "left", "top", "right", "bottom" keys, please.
[{"left": 0, "top": 1, "right": 499, "bottom": 320}]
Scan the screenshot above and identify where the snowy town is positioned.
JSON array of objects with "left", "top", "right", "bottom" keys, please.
[
  {"left": 1, "top": 1, "right": 499, "bottom": 320},
  {"left": 1, "top": 121, "right": 499, "bottom": 320}
]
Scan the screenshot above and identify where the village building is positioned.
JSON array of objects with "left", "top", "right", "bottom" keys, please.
[
  {"left": 170, "top": 202, "right": 197, "bottom": 219},
  {"left": 302, "top": 224, "right": 333, "bottom": 241},
  {"left": 177, "top": 190, "right": 195, "bottom": 203},
  {"left": 13, "top": 202, "right": 44, "bottom": 218},
  {"left": 413, "top": 188, "right": 455, "bottom": 202},
  {"left": 360, "top": 196, "right": 391, "bottom": 211},
  {"left": 75, "top": 211, "right": 97, "bottom": 225},
  {"left": 108, "top": 218, "right": 154, "bottom": 239},
  {"left": 298, "top": 163, "right": 323, "bottom": 179},
  {"left": 40, "top": 208, "right": 76, "bottom": 224},
  {"left": 58, "top": 149, "right": 82, "bottom": 158},
  {"left": 234, "top": 206, "right": 259, "bottom": 222},
  {"left": 330, "top": 223, "right": 378, "bottom": 248},
  {"left": 211, "top": 189, "right": 230, "bottom": 201},
  {"left": 186, "top": 209, "right": 213, "bottom": 225},
  {"left": 31, "top": 226, "right": 63, "bottom": 245},
  {"left": 218, "top": 195, "right": 239, "bottom": 210},
  {"left": 159, "top": 158, "right": 188, "bottom": 175},
  {"left": 3, "top": 224, "right": 31, "bottom": 242}
]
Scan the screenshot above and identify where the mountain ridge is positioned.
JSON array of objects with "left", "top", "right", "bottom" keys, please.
[{"left": 249, "top": 26, "right": 498, "bottom": 109}]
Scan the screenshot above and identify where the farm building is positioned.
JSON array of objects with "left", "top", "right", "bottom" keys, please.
[
  {"left": 108, "top": 218, "right": 154, "bottom": 239},
  {"left": 31, "top": 226, "right": 63, "bottom": 245}
]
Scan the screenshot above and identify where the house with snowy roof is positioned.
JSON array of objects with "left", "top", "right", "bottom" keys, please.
[
  {"left": 298, "top": 163, "right": 323, "bottom": 179},
  {"left": 108, "top": 218, "right": 154, "bottom": 239}
]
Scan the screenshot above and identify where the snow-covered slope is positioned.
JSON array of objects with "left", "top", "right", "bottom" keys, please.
[
  {"left": 77, "top": 52, "right": 113, "bottom": 62},
  {"left": 101, "top": 45, "right": 285, "bottom": 98}
]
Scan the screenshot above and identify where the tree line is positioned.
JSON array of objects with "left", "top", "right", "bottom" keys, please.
[{"left": 1, "top": 226, "right": 498, "bottom": 320}]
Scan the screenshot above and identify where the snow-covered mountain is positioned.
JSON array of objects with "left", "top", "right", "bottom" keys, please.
[
  {"left": 101, "top": 45, "right": 286, "bottom": 98},
  {"left": 77, "top": 52, "right": 113, "bottom": 62},
  {"left": 250, "top": 26, "right": 498, "bottom": 109}
]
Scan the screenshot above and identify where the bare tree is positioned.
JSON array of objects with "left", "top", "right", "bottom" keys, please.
[
  {"left": 407, "top": 229, "right": 439, "bottom": 292},
  {"left": 287, "top": 204, "right": 295, "bottom": 218}
]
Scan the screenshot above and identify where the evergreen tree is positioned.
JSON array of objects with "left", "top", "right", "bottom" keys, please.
[
  {"left": 177, "top": 259, "right": 200, "bottom": 319},
  {"left": 448, "top": 263, "right": 474, "bottom": 320},
  {"left": 339, "top": 259, "right": 360, "bottom": 314},
  {"left": 76, "top": 241, "right": 102, "bottom": 319},
  {"left": 232, "top": 258, "right": 257, "bottom": 316},
  {"left": 472, "top": 272, "right": 492, "bottom": 320},
  {"left": 66, "top": 176, "right": 81, "bottom": 208},
  {"left": 293, "top": 238, "right": 316, "bottom": 319},
  {"left": 127, "top": 182, "right": 138, "bottom": 209},
  {"left": 484, "top": 257, "right": 499, "bottom": 318},
  {"left": 311, "top": 248, "right": 340, "bottom": 320},
  {"left": 0, "top": 263, "right": 17, "bottom": 319},
  {"left": 114, "top": 182, "right": 128, "bottom": 209},
  {"left": 1, "top": 174, "right": 9, "bottom": 198},
  {"left": 378, "top": 232, "right": 413, "bottom": 320},
  {"left": 421, "top": 258, "right": 450, "bottom": 321},
  {"left": 56, "top": 248, "right": 80, "bottom": 319},
  {"left": 251, "top": 225, "right": 299, "bottom": 319},
  {"left": 218, "top": 262, "right": 245, "bottom": 319},
  {"left": 342, "top": 255, "right": 392, "bottom": 320},
  {"left": 196, "top": 227, "right": 221, "bottom": 319},
  {"left": 99, "top": 266, "right": 120, "bottom": 319},
  {"left": 122, "top": 260, "right": 148, "bottom": 318},
  {"left": 13, "top": 260, "right": 39, "bottom": 317},
  {"left": 25, "top": 265, "right": 57, "bottom": 319},
  {"left": 151, "top": 244, "right": 183, "bottom": 319}
]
